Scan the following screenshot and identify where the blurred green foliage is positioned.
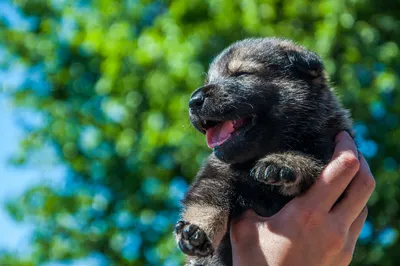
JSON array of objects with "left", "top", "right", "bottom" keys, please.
[{"left": 0, "top": 0, "right": 399, "bottom": 265}]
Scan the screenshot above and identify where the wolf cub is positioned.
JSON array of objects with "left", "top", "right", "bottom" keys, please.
[{"left": 175, "top": 38, "right": 352, "bottom": 266}]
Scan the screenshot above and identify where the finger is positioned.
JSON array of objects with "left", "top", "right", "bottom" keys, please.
[
  {"left": 232, "top": 210, "right": 263, "bottom": 224},
  {"left": 344, "top": 206, "right": 368, "bottom": 254},
  {"left": 330, "top": 154, "right": 375, "bottom": 226},
  {"left": 295, "top": 131, "right": 359, "bottom": 212},
  {"left": 230, "top": 210, "right": 261, "bottom": 245}
]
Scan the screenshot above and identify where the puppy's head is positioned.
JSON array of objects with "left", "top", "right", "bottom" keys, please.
[{"left": 189, "top": 38, "right": 330, "bottom": 163}]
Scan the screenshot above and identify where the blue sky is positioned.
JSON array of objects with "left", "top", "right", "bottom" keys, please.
[
  {"left": 0, "top": 2, "right": 112, "bottom": 264},
  {"left": 0, "top": 0, "right": 47, "bottom": 255},
  {"left": 0, "top": 95, "right": 34, "bottom": 254},
  {"left": 0, "top": 95, "right": 68, "bottom": 254},
  {"left": 0, "top": 94, "right": 106, "bottom": 266}
]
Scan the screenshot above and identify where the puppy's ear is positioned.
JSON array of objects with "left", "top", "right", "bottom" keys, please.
[{"left": 286, "top": 50, "right": 325, "bottom": 82}]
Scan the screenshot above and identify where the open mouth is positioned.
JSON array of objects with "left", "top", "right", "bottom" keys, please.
[{"left": 199, "top": 116, "right": 256, "bottom": 148}]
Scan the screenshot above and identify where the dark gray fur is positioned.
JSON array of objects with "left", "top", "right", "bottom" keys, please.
[{"left": 174, "top": 38, "right": 353, "bottom": 266}]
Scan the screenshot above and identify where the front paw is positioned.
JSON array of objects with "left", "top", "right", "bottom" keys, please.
[
  {"left": 251, "top": 160, "right": 297, "bottom": 186},
  {"left": 251, "top": 159, "right": 303, "bottom": 195},
  {"left": 175, "top": 220, "right": 214, "bottom": 257}
]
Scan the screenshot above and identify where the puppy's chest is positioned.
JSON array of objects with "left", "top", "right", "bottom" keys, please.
[{"left": 229, "top": 168, "right": 292, "bottom": 218}]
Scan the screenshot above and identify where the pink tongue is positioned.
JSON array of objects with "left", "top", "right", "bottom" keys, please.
[{"left": 206, "top": 120, "right": 235, "bottom": 148}]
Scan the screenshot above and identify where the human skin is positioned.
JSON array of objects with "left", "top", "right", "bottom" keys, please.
[{"left": 230, "top": 131, "right": 376, "bottom": 266}]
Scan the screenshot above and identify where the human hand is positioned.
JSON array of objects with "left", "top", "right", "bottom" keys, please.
[{"left": 230, "top": 131, "right": 375, "bottom": 266}]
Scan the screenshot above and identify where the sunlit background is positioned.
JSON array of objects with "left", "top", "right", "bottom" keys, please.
[{"left": 0, "top": 0, "right": 399, "bottom": 265}]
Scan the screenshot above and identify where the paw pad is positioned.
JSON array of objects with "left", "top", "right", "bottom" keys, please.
[{"left": 175, "top": 221, "right": 214, "bottom": 257}]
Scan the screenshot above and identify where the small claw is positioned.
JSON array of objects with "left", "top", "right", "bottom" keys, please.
[
  {"left": 175, "top": 220, "right": 186, "bottom": 233},
  {"left": 264, "top": 165, "right": 273, "bottom": 179},
  {"left": 197, "top": 242, "right": 214, "bottom": 257},
  {"left": 250, "top": 167, "right": 256, "bottom": 178},
  {"left": 279, "top": 167, "right": 296, "bottom": 182},
  {"left": 182, "top": 224, "right": 198, "bottom": 239},
  {"left": 178, "top": 240, "right": 194, "bottom": 255},
  {"left": 190, "top": 229, "right": 206, "bottom": 246}
]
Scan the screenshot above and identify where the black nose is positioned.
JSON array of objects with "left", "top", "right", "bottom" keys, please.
[{"left": 189, "top": 90, "right": 205, "bottom": 109}]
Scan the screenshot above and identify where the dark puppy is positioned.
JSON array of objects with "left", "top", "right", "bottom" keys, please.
[{"left": 175, "top": 38, "right": 352, "bottom": 266}]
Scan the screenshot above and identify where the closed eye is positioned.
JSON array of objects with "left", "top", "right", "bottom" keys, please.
[{"left": 231, "top": 71, "right": 254, "bottom": 77}]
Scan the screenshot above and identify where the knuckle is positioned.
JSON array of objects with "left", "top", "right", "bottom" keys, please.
[
  {"left": 359, "top": 206, "right": 368, "bottom": 220},
  {"left": 328, "top": 226, "right": 347, "bottom": 249},
  {"left": 363, "top": 175, "right": 376, "bottom": 191},
  {"left": 329, "top": 235, "right": 346, "bottom": 250},
  {"left": 338, "top": 153, "right": 360, "bottom": 172},
  {"left": 363, "top": 206, "right": 369, "bottom": 216},
  {"left": 295, "top": 208, "right": 324, "bottom": 228},
  {"left": 342, "top": 249, "right": 354, "bottom": 265}
]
